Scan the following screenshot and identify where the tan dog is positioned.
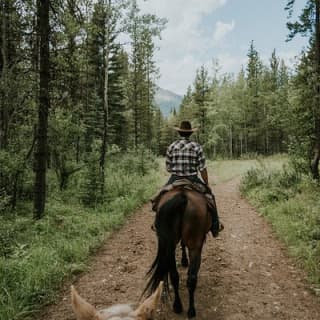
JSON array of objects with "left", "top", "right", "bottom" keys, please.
[{"left": 71, "top": 282, "right": 163, "bottom": 320}]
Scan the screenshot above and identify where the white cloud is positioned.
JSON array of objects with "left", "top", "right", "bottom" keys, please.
[
  {"left": 138, "top": 0, "right": 227, "bottom": 27},
  {"left": 157, "top": 55, "right": 203, "bottom": 95},
  {"left": 213, "top": 20, "right": 235, "bottom": 46},
  {"left": 214, "top": 53, "right": 245, "bottom": 74},
  {"left": 137, "top": 0, "right": 229, "bottom": 94}
]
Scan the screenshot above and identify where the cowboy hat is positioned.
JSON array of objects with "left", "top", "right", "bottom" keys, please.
[{"left": 174, "top": 120, "right": 198, "bottom": 133}]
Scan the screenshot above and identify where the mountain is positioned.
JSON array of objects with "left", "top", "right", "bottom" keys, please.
[{"left": 154, "top": 87, "right": 183, "bottom": 117}]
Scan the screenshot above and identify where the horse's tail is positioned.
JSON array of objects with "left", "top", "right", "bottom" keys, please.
[{"left": 144, "top": 192, "right": 188, "bottom": 297}]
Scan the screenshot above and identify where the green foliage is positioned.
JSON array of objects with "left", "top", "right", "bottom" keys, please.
[
  {"left": 286, "top": 0, "right": 316, "bottom": 40},
  {"left": 284, "top": 51, "right": 317, "bottom": 175},
  {"left": 240, "top": 167, "right": 265, "bottom": 191},
  {"left": 79, "top": 156, "right": 104, "bottom": 206},
  {"left": 0, "top": 154, "right": 162, "bottom": 320},
  {"left": 241, "top": 163, "right": 320, "bottom": 287},
  {"left": 78, "top": 149, "right": 158, "bottom": 206},
  {"left": 240, "top": 162, "right": 302, "bottom": 203},
  {"left": 0, "top": 150, "right": 25, "bottom": 211},
  {"left": 175, "top": 43, "right": 290, "bottom": 159}
]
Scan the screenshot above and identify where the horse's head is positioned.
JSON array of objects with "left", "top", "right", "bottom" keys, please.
[{"left": 71, "top": 282, "right": 163, "bottom": 320}]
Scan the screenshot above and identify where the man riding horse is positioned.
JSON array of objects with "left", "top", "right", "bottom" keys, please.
[
  {"left": 153, "top": 120, "right": 223, "bottom": 237},
  {"left": 147, "top": 120, "right": 224, "bottom": 318}
]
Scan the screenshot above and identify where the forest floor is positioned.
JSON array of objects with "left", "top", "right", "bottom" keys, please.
[{"left": 39, "top": 176, "right": 320, "bottom": 320}]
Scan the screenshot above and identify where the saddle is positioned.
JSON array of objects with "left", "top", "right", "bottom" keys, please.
[{"left": 151, "top": 178, "right": 216, "bottom": 212}]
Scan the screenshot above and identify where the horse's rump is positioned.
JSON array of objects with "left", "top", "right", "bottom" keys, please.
[{"left": 157, "top": 188, "right": 211, "bottom": 240}]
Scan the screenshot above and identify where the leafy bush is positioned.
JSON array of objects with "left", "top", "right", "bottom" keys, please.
[
  {"left": 78, "top": 154, "right": 104, "bottom": 206},
  {"left": 0, "top": 149, "right": 34, "bottom": 209},
  {"left": 240, "top": 162, "right": 302, "bottom": 200},
  {"left": 240, "top": 167, "right": 265, "bottom": 193},
  {"left": 0, "top": 151, "right": 21, "bottom": 210},
  {"left": 78, "top": 150, "right": 158, "bottom": 206},
  {"left": 0, "top": 188, "right": 11, "bottom": 214}
]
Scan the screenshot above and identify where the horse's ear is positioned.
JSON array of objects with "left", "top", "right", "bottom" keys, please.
[
  {"left": 133, "top": 282, "right": 163, "bottom": 319},
  {"left": 71, "top": 285, "right": 100, "bottom": 320}
]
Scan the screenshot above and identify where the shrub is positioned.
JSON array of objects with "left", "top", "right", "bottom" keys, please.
[
  {"left": 240, "top": 167, "right": 265, "bottom": 193},
  {"left": 78, "top": 150, "right": 158, "bottom": 206}
]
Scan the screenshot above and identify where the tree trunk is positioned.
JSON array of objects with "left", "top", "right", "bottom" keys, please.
[
  {"left": 133, "top": 39, "right": 138, "bottom": 148},
  {"left": 146, "top": 56, "right": 152, "bottom": 149},
  {"left": 311, "top": 0, "right": 320, "bottom": 180},
  {"left": 229, "top": 124, "right": 233, "bottom": 158},
  {"left": 131, "top": 11, "right": 139, "bottom": 149},
  {"left": 33, "top": 0, "right": 50, "bottom": 219},
  {"left": 0, "top": 0, "right": 8, "bottom": 149},
  {"left": 100, "top": 0, "right": 111, "bottom": 195}
]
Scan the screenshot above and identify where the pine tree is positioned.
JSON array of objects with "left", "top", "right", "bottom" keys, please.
[
  {"left": 108, "top": 46, "right": 129, "bottom": 149},
  {"left": 33, "top": 0, "right": 50, "bottom": 219},
  {"left": 126, "top": 1, "right": 165, "bottom": 149},
  {"left": 286, "top": 0, "right": 320, "bottom": 178},
  {"left": 246, "top": 41, "right": 263, "bottom": 153},
  {"left": 193, "top": 66, "right": 210, "bottom": 144}
]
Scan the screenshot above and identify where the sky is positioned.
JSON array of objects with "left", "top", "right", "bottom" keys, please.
[{"left": 137, "top": 0, "right": 309, "bottom": 96}]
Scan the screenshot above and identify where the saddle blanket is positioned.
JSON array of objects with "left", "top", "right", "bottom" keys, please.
[{"left": 151, "top": 178, "right": 216, "bottom": 212}]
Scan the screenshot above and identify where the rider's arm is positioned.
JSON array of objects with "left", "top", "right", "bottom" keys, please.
[
  {"left": 165, "top": 145, "right": 173, "bottom": 173},
  {"left": 197, "top": 145, "right": 211, "bottom": 187},
  {"left": 200, "top": 168, "right": 209, "bottom": 185}
]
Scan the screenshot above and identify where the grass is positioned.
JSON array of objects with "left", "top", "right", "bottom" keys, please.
[
  {"left": 0, "top": 154, "right": 165, "bottom": 320},
  {"left": 208, "top": 154, "right": 286, "bottom": 183},
  {"left": 240, "top": 160, "right": 320, "bottom": 291}
]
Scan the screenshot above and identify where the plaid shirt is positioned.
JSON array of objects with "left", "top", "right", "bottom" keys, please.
[{"left": 166, "top": 138, "right": 206, "bottom": 176}]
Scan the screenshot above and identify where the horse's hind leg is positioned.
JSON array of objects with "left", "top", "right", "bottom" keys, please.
[
  {"left": 169, "top": 255, "right": 183, "bottom": 314},
  {"left": 187, "top": 247, "right": 202, "bottom": 318},
  {"left": 181, "top": 241, "right": 189, "bottom": 267}
]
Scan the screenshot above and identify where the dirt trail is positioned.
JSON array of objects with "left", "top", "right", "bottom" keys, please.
[{"left": 40, "top": 178, "right": 320, "bottom": 320}]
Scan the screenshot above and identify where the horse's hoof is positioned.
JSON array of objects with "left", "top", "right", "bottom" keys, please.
[
  {"left": 181, "top": 258, "right": 189, "bottom": 268},
  {"left": 173, "top": 300, "right": 183, "bottom": 314},
  {"left": 187, "top": 307, "right": 196, "bottom": 318}
]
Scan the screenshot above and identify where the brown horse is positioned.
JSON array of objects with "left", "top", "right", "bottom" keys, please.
[{"left": 144, "top": 188, "right": 212, "bottom": 318}]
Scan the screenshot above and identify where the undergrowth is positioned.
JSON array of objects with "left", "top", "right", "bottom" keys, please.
[
  {"left": 0, "top": 153, "right": 164, "bottom": 320},
  {"left": 240, "top": 161, "right": 320, "bottom": 291}
]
